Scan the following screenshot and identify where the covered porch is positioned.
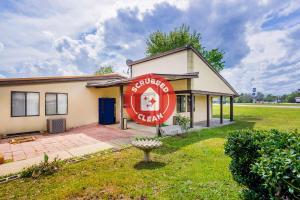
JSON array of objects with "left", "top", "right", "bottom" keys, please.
[{"left": 175, "top": 90, "right": 235, "bottom": 129}]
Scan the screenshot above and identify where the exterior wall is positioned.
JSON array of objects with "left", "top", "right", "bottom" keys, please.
[
  {"left": 0, "top": 82, "right": 120, "bottom": 135},
  {"left": 132, "top": 49, "right": 236, "bottom": 95},
  {"left": 131, "top": 51, "right": 188, "bottom": 77},
  {"left": 164, "top": 95, "right": 211, "bottom": 125},
  {"left": 194, "top": 95, "right": 210, "bottom": 122},
  {"left": 170, "top": 79, "right": 188, "bottom": 91},
  {"left": 189, "top": 50, "right": 235, "bottom": 95}
]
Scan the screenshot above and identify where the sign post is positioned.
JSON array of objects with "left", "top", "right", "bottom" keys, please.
[{"left": 252, "top": 88, "right": 256, "bottom": 103}]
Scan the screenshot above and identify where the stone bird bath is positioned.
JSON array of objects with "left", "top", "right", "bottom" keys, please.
[{"left": 132, "top": 138, "right": 162, "bottom": 162}]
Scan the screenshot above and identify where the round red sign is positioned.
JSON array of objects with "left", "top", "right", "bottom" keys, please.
[{"left": 124, "top": 74, "right": 176, "bottom": 126}]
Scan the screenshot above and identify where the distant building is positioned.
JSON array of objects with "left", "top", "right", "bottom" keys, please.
[{"left": 295, "top": 97, "right": 300, "bottom": 103}]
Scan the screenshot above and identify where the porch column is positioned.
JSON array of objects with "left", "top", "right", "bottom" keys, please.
[
  {"left": 189, "top": 92, "right": 194, "bottom": 128},
  {"left": 120, "top": 85, "right": 124, "bottom": 129},
  {"left": 156, "top": 83, "right": 162, "bottom": 137},
  {"left": 206, "top": 95, "right": 210, "bottom": 127},
  {"left": 230, "top": 96, "right": 234, "bottom": 121},
  {"left": 156, "top": 125, "right": 161, "bottom": 137},
  {"left": 220, "top": 96, "right": 223, "bottom": 124}
]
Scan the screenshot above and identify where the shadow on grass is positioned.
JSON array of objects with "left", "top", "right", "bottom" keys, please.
[
  {"left": 134, "top": 161, "right": 166, "bottom": 170},
  {"left": 155, "top": 120, "right": 256, "bottom": 155}
]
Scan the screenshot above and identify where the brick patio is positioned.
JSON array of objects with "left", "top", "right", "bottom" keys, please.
[{"left": 0, "top": 123, "right": 154, "bottom": 163}]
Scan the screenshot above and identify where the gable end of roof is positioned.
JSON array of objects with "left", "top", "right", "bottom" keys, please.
[
  {"left": 129, "top": 45, "right": 239, "bottom": 96},
  {"left": 187, "top": 46, "right": 239, "bottom": 96}
]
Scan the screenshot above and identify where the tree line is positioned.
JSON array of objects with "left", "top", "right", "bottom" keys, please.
[{"left": 235, "top": 91, "right": 300, "bottom": 103}]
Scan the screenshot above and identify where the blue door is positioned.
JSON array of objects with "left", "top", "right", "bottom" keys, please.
[{"left": 98, "top": 98, "right": 116, "bottom": 125}]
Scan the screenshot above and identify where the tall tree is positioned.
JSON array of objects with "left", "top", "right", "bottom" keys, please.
[
  {"left": 286, "top": 91, "right": 300, "bottom": 103},
  {"left": 235, "top": 93, "right": 253, "bottom": 103},
  {"left": 95, "top": 66, "right": 114, "bottom": 75},
  {"left": 255, "top": 92, "right": 264, "bottom": 101},
  {"left": 202, "top": 49, "right": 225, "bottom": 72},
  {"left": 146, "top": 24, "right": 225, "bottom": 71},
  {"left": 264, "top": 94, "right": 277, "bottom": 102}
]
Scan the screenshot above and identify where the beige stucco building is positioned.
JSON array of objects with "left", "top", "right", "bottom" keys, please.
[{"left": 0, "top": 46, "right": 238, "bottom": 136}]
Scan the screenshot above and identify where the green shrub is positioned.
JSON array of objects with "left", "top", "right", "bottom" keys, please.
[
  {"left": 175, "top": 114, "right": 190, "bottom": 131},
  {"left": 225, "top": 129, "right": 300, "bottom": 199},
  {"left": 252, "top": 130, "right": 300, "bottom": 199},
  {"left": 224, "top": 129, "right": 269, "bottom": 199},
  {"left": 21, "top": 153, "right": 61, "bottom": 179}
]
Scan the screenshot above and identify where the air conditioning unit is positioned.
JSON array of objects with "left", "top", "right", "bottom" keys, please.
[{"left": 47, "top": 118, "right": 66, "bottom": 134}]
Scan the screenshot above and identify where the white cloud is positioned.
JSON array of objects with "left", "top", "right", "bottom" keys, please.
[
  {"left": 243, "top": 29, "right": 289, "bottom": 65},
  {"left": 222, "top": 22, "right": 300, "bottom": 95},
  {"left": 277, "top": 1, "right": 300, "bottom": 17},
  {"left": 0, "top": 0, "right": 190, "bottom": 77},
  {"left": 0, "top": 0, "right": 299, "bottom": 95},
  {"left": 0, "top": 42, "right": 4, "bottom": 53}
]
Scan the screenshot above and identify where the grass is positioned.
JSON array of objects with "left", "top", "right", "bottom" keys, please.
[
  {"left": 233, "top": 103, "right": 300, "bottom": 107},
  {"left": 214, "top": 104, "right": 300, "bottom": 130},
  {"left": 0, "top": 106, "right": 299, "bottom": 199}
]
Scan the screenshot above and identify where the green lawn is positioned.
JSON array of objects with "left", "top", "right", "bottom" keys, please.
[
  {"left": 233, "top": 103, "right": 300, "bottom": 107},
  {"left": 1, "top": 106, "right": 300, "bottom": 200}
]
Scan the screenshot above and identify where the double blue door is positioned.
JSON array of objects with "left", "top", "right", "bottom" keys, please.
[{"left": 98, "top": 98, "right": 116, "bottom": 125}]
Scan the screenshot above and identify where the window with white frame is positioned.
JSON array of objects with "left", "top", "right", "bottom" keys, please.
[
  {"left": 11, "top": 92, "right": 40, "bottom": 117},
  {"left": 45, "top": 93, "right": 68, "bottom": 115},
  {"left": 176, "top": 95, "right": 186, "bottom": 113}
]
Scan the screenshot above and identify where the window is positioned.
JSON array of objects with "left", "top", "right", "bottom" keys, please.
[
  {"left": 187, "top": 96, "right": 196, "bottom": 112},
  {"left": 11, "top": 92, "right": 39, "bottom": 117},
  {"left": 176, "top": 95, "right": 186, "bottom": 113},
  {"left": 45, "top": 93, "right": 68, "bottom": 115}
]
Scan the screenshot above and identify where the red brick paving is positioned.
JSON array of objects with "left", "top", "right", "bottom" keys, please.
[
  {"left": 66, "top": 124, "right": 136, "bottom": 141},
  {"left": 0, "top": 124, "right": 138, "bottom": 162}
]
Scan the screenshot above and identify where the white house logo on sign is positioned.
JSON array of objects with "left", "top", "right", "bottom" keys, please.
[{"left": 141, "top": 87, "right": 159, "bottom": 111}]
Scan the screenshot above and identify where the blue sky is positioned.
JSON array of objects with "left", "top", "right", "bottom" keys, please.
[{"left": 0, "top": 0, "right": 299, "bottom": 94}]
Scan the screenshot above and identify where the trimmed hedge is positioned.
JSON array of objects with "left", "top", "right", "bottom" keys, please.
[{"left": 225, "top": 129, "right": 300, "bottom": 199}]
